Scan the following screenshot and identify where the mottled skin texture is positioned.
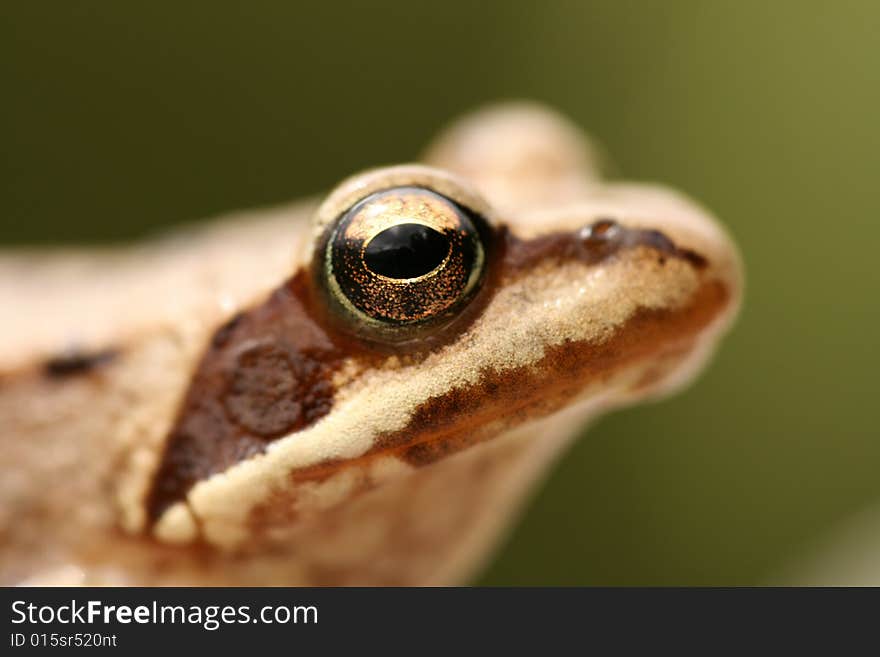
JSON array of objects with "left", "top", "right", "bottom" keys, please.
[{"left": 0, "top": 103, "right": 742, "bottom": 585}]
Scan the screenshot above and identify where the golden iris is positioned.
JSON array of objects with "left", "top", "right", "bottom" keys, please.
[{"left": 320, "top": 186, "right": 488, "bottom": 340}]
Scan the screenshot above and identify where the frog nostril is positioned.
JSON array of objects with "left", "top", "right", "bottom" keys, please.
[
  {"left": 579, "top": 218, "right": 620, "bottom": 242},
  {"left": 577, "top": 218, "right": 622, "bottom": 256}
]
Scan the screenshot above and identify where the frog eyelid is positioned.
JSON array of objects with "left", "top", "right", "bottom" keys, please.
[{"left": 310, "top": 164, "right": 496, "bottom": 251}]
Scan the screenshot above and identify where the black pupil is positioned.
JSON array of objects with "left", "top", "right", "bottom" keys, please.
[{"left": 363, "top": 223, "right": 450, "bottom": 279}]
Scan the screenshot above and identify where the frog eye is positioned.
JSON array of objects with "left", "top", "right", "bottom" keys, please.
[{"left": 317, "top": 185, "right": 490, "bottom": 342}]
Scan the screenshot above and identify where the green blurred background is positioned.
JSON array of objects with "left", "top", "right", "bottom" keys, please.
[{"left": 2, "top": 2, "right": 877, "bottom": 584}]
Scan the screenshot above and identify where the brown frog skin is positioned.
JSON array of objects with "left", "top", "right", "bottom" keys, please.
[{"left": 0, "top": 102, "right": 742, "bottom": 586}]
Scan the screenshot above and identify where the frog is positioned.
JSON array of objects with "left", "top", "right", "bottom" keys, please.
[{"left": 0, "top": 102, "right": 742, "bottom": 586}]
